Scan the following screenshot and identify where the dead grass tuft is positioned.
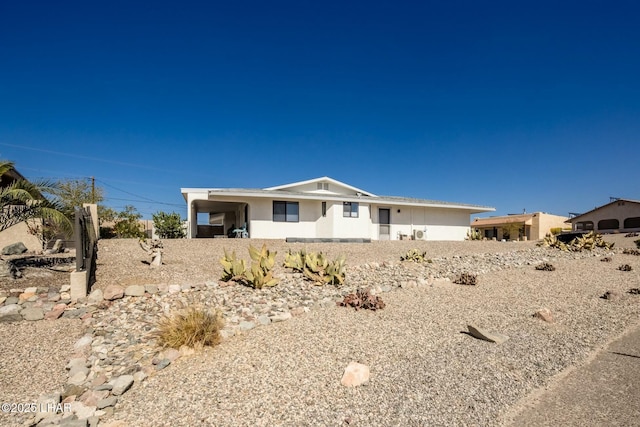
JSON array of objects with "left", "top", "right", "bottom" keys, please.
[{"left": 155, "top": 306, "right": 225, "bottom": 349}]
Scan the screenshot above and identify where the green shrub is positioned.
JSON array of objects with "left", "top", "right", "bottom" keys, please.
[
  {"left": 400, "top": 249, "right": 429, "bottom": 263},
  {"left": 220, "top": 244, "right": 279, "bottom": 288},
  {"left": 550, "top": 227, "right": 563, "bottom": 235},
  {"left": 152, "top": 211, "right": 186, "bottom": 239},
  {"left": 284, "top": 249, "right": 346, "bottom": 286},
  {"left": 155, "top": 306, "right": 224, "bottom": 349},
  {"left": 466, "top": 229, "right": 483, "bottom": 240}
]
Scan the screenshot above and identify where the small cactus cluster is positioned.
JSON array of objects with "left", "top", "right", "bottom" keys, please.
[
  {"left": 466, "top": 229, "right": 483, "bottom": 241},
  {"left": 453, "top": 273, "right": 477, "bottom": 286},
  {"left": 618, "top": 264, "right": 633, "bottom": 272},
  {"left": 400, "top": 249, "right": 430, "bottom": 263},
  {"left": 622, "top": 248, "right": 640, "bottom": 256},
  {"left": 601, "top": 257, "right": 612, "bottom": 262},
  {"left": 538, "top": 231, "right": 614, "bottom": 252},
  {"left": 535, "top": 262, "right": 556, "bottom": 271},
  {"left": 220, "top": 244, "right": 279, "bottom": 289},
  {"left": 338, "top": 288, "right": 385, "bottom": 311},
  {"left": 284, "top": 249, "right": 346, "bottom": 286}
]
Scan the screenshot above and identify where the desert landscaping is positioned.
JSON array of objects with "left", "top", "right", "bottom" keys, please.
[{"left": 1, "top": 234, "right": 639, "bottom": 426}]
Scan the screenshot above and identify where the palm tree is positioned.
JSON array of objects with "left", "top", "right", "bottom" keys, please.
[{"left": 0, "top": 161, "right": 72, "bottom": 235}]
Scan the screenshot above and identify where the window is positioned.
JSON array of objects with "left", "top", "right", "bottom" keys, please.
[
  {"left": 321, "top": 201, "right": 326, "bottom": 217},
  {"left": 624, "top": 217, "right": 640, "bottom": 228},
  {"left": 273, "top": 201, "right": 299, "bottom": 222},
  {"left": 597, "top": 218, "right": 619, "bottom": 230},
  {"left": 343, "top": 202, "right": 359, "bottom": 218},
  {"left": 576, "top": 221, "right": 594, "bottom": 231},
  {"left": 316, "top": 182, "right": 329, "bottom": 190}
]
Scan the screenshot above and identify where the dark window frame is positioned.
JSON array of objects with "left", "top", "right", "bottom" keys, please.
[
  {"left": 321, "top": 201, "right": 326, "bottom": 217},
  {"left": 343, "top": 202, "right": 359, "bottom": 218},
  {"left": 273, "top": 201, "right": 299, "bottom": 222}
]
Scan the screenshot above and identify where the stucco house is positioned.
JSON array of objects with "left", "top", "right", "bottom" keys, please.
[
  {"left": 471, "top": 212, "right": 569, "bottom": 241},
  {"left": 181, "top": 177, "right": 494, "bottom": 241},
  {"left": 566, "top": 199, "right": 640, "bottom": 233}
]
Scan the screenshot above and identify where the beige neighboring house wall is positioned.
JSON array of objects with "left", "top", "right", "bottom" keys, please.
[
  {"left": 567, "top": 199, "right": 640, "bottom": 233},
  {"left": 471, "top": 212, "right": 570, "bottom": 241},
  {"left": 0, "top": 166, "right": 43, "bottom": 252},
  {"left": 0, "top": 221, "right": 41, "bottom": 252}
]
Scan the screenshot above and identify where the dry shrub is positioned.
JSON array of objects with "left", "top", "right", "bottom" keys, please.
[
  {"left": 156, "top": 306, "right": 224, "bottom": 349},
  {"left": 618, "top": 264, "right": 633, "bottom": 272},
  {"left": 453, "top": 273, "right": 477, "bottom": 286},
  {"left": 338, "top": 288, "right": 386, "bottom": 311},
  {"left": 601, "top": 257, "right": 612, "bottom": 262},
  {"left": 535, "top": 262, "right": 556, "bottom": 271}
]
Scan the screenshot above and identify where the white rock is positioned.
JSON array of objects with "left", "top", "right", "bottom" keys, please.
[
  {"left": 74, "top": 335, "right": 93, "bottom": 351},
  {"left": 270, "top": 312, "right": 292, "bottom": 322},
  {"left": 124, "top": 285, "right": 145, "bottom": 297},
  {"left": 341, "top": 362, "right": 370, "bottom": 387},
  {"left": 110, "top": 375, "right": 134, "bottom": 396},
  {"left": 87, "top": 289, "right": 104, "bottom": 303},
  {"left": 70, "top": 401, "right": 96, "bottom": 420}
]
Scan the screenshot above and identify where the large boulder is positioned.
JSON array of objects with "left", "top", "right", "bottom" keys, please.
[{"left": 2, "top": 242, "right": 28, "bottom": 255}]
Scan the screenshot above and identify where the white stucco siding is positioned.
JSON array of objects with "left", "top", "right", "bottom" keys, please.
[
  {"left": 368, "top": 205, "right": 471, "bottom": 240},
  {"left": 425, "top": 208, "right": 471, "bottom": 240},
  {"left": 332, "top": 203, "right": 372, "bottom": 238},
  {"left": 248, "top": 198, "right": 319, "bottom": 239},
  {"left": 315, "top": 201, "right": 334, "bottom": 238}
]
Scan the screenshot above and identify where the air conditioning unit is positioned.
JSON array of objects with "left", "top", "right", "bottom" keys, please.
[{"left": 413, "top": 229, "right": 426, "bottom": 240}]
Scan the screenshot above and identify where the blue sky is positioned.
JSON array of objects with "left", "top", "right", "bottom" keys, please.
[{"left": 1, "top": 1, "right": 638, "bottom": 220}]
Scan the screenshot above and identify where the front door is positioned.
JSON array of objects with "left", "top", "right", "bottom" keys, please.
[{"left": 379, "top": 208, "right": 390, "bottom": 240}]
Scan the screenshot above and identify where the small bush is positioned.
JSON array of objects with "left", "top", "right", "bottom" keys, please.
[
  {"left": 155, "top": 306, "right": 224, "bottom": 349},
  {"left": 601, "top": 257, "right": 612, "bottom": 262},
  {"left": 624, "top": 232, "right": 639, "bottom": 237},
  {"left": 550, "top": 227, "right": 563, "bottom": 235},
  {"left": 338, "top": 288, "right": 385, "bottom": 311},
  {"left": 618, "top": 264, "right": 633, "bottom": 272},
  {"left": 466, "top": 229, "right": 482, "bottom": 240},
  {"left": 453, "top": 273, "right": 477, "bottom": 286},
  {"left": 635, "top": 239, "right": 640, "bottom": 249},
  {"left": 622, "top": 249, "right": 640, "bottom": 256},
  {"left": 628, "top": 288, "right": 640, "bottom": 295},
  {"left": 535, "top": 262, "right": 556, "bottom": 271},
  {"left": 400, "top": 249, "right": 429, "bottom": 263}
]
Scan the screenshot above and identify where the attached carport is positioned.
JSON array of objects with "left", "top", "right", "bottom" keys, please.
[{"left": 183, "top": 189, "right": 250, "bottom": 238}]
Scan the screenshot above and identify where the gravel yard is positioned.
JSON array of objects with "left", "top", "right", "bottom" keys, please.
[{"left": 0, "top": 234, "right": 639, "bottom": 426}]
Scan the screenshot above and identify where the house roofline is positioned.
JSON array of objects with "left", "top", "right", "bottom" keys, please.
[
  {"left": 566, "top": 198, "right": 640, "bottom": 222},
  {"left": 181, "top": 187, "right": 494, "bottom": 213}
]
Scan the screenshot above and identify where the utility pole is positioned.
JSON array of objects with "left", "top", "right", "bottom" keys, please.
[{"left": 91, "top": 176, "right": 95, "bottom": 203}]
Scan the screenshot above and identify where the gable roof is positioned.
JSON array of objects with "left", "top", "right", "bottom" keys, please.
[
  {"left": 264, "top": 176, "right": 377, "bottom": 197},
  {"left": 567, "top": 198, "right": 640, "bottom": 223}
]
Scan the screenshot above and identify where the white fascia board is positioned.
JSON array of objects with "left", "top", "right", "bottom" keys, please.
[
  {"left": 373, "top": 199, "right": 495, "bottom": 213},
  {"left": 204, "top": 189, "right": 494, "bottom": 212}
]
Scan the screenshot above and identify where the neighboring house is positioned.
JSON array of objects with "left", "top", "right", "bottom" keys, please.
[
  {"left": 471, "top": 212, "right": 569, "bottom": 241},
  {"left": 566, "top": 199, "right": 640, "bottom": 233},
  {"left": 181, "top": 177, "right": 494, "bottom": 241},
  {"left": 0, "top": 166, "right": 41, "bottom": 252}
]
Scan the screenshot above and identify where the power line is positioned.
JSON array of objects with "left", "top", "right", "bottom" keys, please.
[
  {"left": 0, "top": 141, "right": 213, "bottom": 178},
  {"left": 95, "top": 178, "right": 183, "bottom": 206}
]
